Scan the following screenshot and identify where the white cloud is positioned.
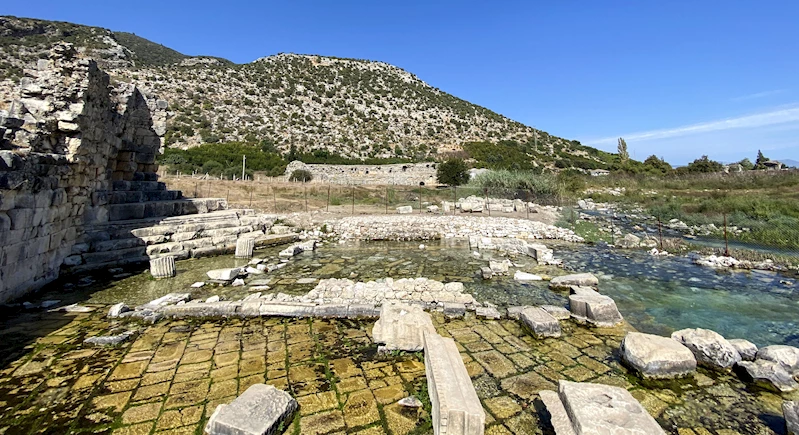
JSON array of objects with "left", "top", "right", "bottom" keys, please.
[
  {"left": 730, "top": 89, "right": 786, "bottom": 101},
  {"left": 583, "top": 105, "right": 799, "bottom": 147}
]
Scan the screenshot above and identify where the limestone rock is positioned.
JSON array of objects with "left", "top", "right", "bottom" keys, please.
[
  {"left": 617, "top": 233, "right": 641, "bottom": 249},
  {"left": 540, "top": 305, "right": 571, "bottom": 320},
  {"left": 475, "top": 306, "right": 501, "bottom": 320},
  {"left": 423, "top": 331, "right": 485, "bottom": 435},
  {"left": 671, "top": 328, "right": 741, "bottom": 370},
  {"left": 783, "top": 401, "right": 799, "bottom": 435},
  {"left": 396, "top": 205, "right": 413, "bottom": 214},
  {"left": 514, "top": 271, "right": 542, "bottom": 282},
  {"left": 84, "top": 331, "right": 135, "bottom": 346},
  {"left": 728, "top": 339, "right": 758, "bottom": 362},
  {"left": 372, "top": 303, "right": 436, "bottom": 352},
  {"left": 520, "top": 306, "right": 561, "bottom": 338},
  {"left": 557, "top": 380, "right": 666, "bottom": 434},
  {"left": 398, "top": 396, "right": 423, "bottom": 408},
  {"left": 621, "top": 332, "right": 697, "bottom": 379},
  {"left": 140, "top": 293, "right": 191, "bottom": 311},
  {"left": 207, "top": 268, "right": 242, "bottom": 282},
  {"left": 549, "top": 273, "right": 598, "bottom": 289},
  {"left": 568, "top": 293, "right": 623, "bottom": 327},
  {"left": 108, "top": 302, "right": 130, "bottom": 318},
  {"left": 735, "top": 360, "right": 798, "bottom": 392},
  {"left": 204, "top": 383, "right": 298, "bottom": 435},
  {"left": 757, "top": 345, "right": 799, "bottom": 376}
]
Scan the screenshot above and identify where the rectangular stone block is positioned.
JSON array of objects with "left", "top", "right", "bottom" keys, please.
[
  {"left": 539, "top": 390, "right": 577, "bottom": 435},
  {"left": 520, "top": 306, "right": 561, "bottom": 338},
  {"left": 149, "top": 256, "right": 176, "bottom": 278},
  {"left": 204, "top": 383, "right": 298, "bottom": 435},
  {"left": 423, "top": 331, "right": 485, "bottom": 435},
  {"left": 569, "top": 293, "right": 623, "bottom": 327},
  {"left": 558, "top": 380, "right": 666, "bottom": 434},
  {"left": 235, "top": 238, "right": 255, "bottom": 259},
  {"left": 259, "top": 303, "right": 315, "bottom": 318}
]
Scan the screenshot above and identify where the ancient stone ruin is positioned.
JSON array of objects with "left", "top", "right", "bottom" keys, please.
[
  {"left": 285, "top": 160, "right": 438, "bottom": 185},
  {"left": 0, "top": 43, "right": 239, "bottom": 303}
]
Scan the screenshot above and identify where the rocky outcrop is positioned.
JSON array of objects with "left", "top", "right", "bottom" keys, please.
[
  {"left": 671, "top": 328, "right": 741, "bottom": 370},
  {"left": 621, "top": 332, "right": 697, "bottom": 379}
]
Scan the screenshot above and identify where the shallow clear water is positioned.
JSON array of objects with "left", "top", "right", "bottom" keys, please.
[{"left": 37, "top": 239, "right": 799, "bottom": 348}]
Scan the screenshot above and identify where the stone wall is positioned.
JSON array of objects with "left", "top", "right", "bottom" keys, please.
[
  {"left": 0, "top": 43, "right": 168, "bottom": 303},
  {"left": 285, "top": 160, "right": 438, "bottom": 185}
]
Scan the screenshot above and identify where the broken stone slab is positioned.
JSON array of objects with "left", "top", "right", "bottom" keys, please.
[
  {"left": 149, "top": 256, "right": 176, "bottom": 278},
  {"left": 556, "top": 380, "right": 666, "bottom": 434},
  {"left": 423, "top": 331, "right": 486, "bottom": 435},
  {"left": 346, "top": 304, "right": 380, "bottom": 318},
  {"left": 729, "top": 339, "right": 758, "bottom": 362},
  {"left": 108, "top": 303, "right": 131, "bottom": 318},
  {"left": 278, "top": 244, "right": 303, "bottom": 258},
  {"left": 118, "top": 309, "right": 163, "bottom": 324},
  {"left": 84, "top": 330, "right": 135, "bottom": 346},
  {"left": 757, "top": 345, "right": 799, "bottom": 376},
  {"left": 204, "top": 383, "right": 298, "bottom": 435},
  {"left": 398, "top": 396, "right": 423, "bottom": 408},
  {"left": 313, "top": 304, "right": 350, "bottom": 318},
  {"left": 549, "top": 273, "right": 599, "bottom": 290},
  {"left": 475, "top": 306, "right": 501, "bottom": 320},
  {"left": 442, "top": 302, "right": 466, "bottom": 318},
  {"left": 160, "top": 302, "right": 240, "bottom": 318},
  {"left": 519, "top": 306, "right": 561, "bottom": 338},
  {"left": 734, "top": 359, "right": 799, "bottom": 392},
  {"left": 139, "top": 293, "right": 191, "bottom": 311},
  {"left": 514, "top": 271, "right": 542, "bottom": 282},
  {"left": 506, "top": 306, "right": 524, "bottom": 320},
  {"left": 527, "top": 243, "right": 554, "bottom": 263},
  {"left": 538, "top": 390, "right": 577, "bottom": 435},
  {"left": 671, "top": 328, "right": 741, "bottom": 370},
  {"left": 234, "top": 238, "right": 255, "bottom": 259},
  {"left": 621, "top": 332, "right": 697, "bottom": 379},
  {"left": 50, "top": 303, "right": 94, "bottom": 313},
  {"left": 191, "top": 282, "right": 206, "bottom": 288},
  {"left": 784, "top": 401, "right": 799, "bottom": 435},
  {"left": 568, "top": 293, "right": 623, "bottom": 327},
  {"left": 488, "top": 260, "right": 509, "bottom": 274},
  {"left": 480, "top": 267, "right": 494, "bottom": 280},
  {"left": 396, "top": 205, "right": 413, "bottom": 214},
  {"left": 540, "top": 305, "right": 571, "bottom": 320},
  {"left": 372, "top": 303, "right": 436, "bottom": 352},
  {"left": 569, "top": 286, "right": 600, "bottom": 296},
  {"left": 207, "top": 268, "right": 242, "bottom": 282}
]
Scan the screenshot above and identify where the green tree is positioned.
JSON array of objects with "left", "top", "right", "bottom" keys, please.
[
  {"left": 617, "top": 138, "right": 629, "bottom": 163},
  {"left": 643, "top": 155, "right": 672, "bottom": 174},
  {"left": 685, "top": 155, "right": 723, "bottom": 173},
  {"left": 754, "top": 150, "right": 770, "bottom": 169},
  {"left": 737, "top": 158, "right": 754, "bottom": 170},
  {"left": 289, "top": 169, "right": 313, "bottom": 182},
  {"left": 436, "top": 159, "right": 469, "bottom": 186},
  {"left": 286, "top": 143, "right": 299, "bottom": 162}
]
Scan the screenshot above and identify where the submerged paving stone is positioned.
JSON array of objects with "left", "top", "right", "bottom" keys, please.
[
  {"left": 621, "top": 332, "right": 697, "bottom": 379},
  {"left": 204, "top": 383, "right": 298, "bottom": 435}
]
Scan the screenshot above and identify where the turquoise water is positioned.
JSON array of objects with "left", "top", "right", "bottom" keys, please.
[{"left": 24, "top": 239, "right": 799, "bottom": 348}]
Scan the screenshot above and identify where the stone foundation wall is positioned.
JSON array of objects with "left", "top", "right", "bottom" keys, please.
[
  {"left": 0, "top": 43, "right": 168, "bottom": 303},
  {"left": 285, "top": 160, "right": 438, "bottom": 185}
]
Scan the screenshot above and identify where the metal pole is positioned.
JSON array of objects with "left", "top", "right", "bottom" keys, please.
[
  {"left": 304, "top": 186, "right": 308, "bottom": 213},
  {"left": 419, "top": 184, "right": 422, "bottom": 214},
  {"left": 385, "top": 186, "right": 389, "bottom": 214},
  {"left": 526, "top": 190, "right": 530, "bottom": 219},
  {"left": 272, "top": 187, "right": 277, "bottom": 212},
  {"left": 351, "top": 185, "right": 355, "bottom": 215},
  {"left": 485, "top": 188, "right": 490, "bottom": 216},
  {"left": 326, "top": 185, "right": 331, "bottom": 212},
  {"left": 453, "top": 186, "right": 456, "bottom": 215},
  {"left": 249, "top": 189, "right": 253, "bottom": 207},
  {"left": 658, "top": 218, "right": 663, "bottom": 250},
  {"left": 226, "top": 189, "right": 229, "bottom": 203},
  {"left": 242, "top": 155, "right": 246, "bottom": 181}
]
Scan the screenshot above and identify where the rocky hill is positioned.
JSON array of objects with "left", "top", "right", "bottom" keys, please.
[{"left": 0, "top": 15, "right": 615, "bottom": 169}]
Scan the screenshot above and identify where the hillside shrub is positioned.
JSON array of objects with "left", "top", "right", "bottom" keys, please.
[
  {"left": 469, "top": 170, "right": 561, "bottom": 196},
  {"left": 289, "top": 169, "right": 313, "bottom": 182},
  {"left": 436, "top": 159, "right": 469, "bottom": 186}
]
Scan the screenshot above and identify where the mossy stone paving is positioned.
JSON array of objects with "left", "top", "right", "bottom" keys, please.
[{"left": 0, "top": 307, "right": 796, "bottom": 434}]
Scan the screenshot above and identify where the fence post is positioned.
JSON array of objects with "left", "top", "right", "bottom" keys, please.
[
  {"left": 419, "top": 184, "right": 423, "bottom": 214},
  {"left": 226, "top": 189, "right": 229, "bottom": 203},
  {"left": 304, "top": 186, "right": 308, "bottom": 213},
  {"left": 485, "top": 188, "right": 490, "bottom": 216},
  {"left": 272, "top": 187, "right": 277, "bottom": 212},
  {"left": 723, "top": 213, "right": 729, "bottom": 256},
  {"left": 249, "top": 189, "right": 253, "bottom": 207},
  {"left": 526, "top": 190, "right": 530, "bottom": 219},
  {"left": 385, "top": 186, "right": 389, "bottom": 214},
  {"left": 194, "top": 182, "right": 198, "bottom": 198},
  {"left": 351, "top": 185, "right": 355, "bottom": 215},
  {"left": 658, "top": 218, "right": 663, "bottom": 250},
  {"left": 453, "top": 186, "right": 457, "bottom": 215},
  {"left": 327, "top": 185, "right": 331, "bottom": 213}
]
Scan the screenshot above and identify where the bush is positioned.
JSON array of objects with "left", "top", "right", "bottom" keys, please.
[
  {"left": 436, "top": 159, "right": 469, "bottom": 186},
  {"left": 469, "top": 170, "right": 562, "bottom": 196},
  {"left": 289, "top": 169, "right": 313, "bottom": 182}
]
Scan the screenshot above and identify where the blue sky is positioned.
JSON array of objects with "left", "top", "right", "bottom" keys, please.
[{"left": 5, "top": 1, "right": 799, "bottom": 164}]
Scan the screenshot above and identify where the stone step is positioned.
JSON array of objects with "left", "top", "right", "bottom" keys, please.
[
  {"left": 109, "top": 189, "right": 182, "bottom": 204},
  {"left": 112, "top": 180, "right": 167, "bottom": 191},
  {"left": 84, "top": 209, "right": 249, "bottom": 241},
  {"left": 108, "top": 198, "right": 227, "bottom": 221}
]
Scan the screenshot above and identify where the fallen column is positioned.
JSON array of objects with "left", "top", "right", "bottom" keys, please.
[
  {"left": 423, "top": 331, "right": 485, "bottom": 435},
  {"left": 234, "top": 238, "right": 255, "bottom": 258},
  {"left": 149, "top": 256, "right": 176, "bottom": 278}
]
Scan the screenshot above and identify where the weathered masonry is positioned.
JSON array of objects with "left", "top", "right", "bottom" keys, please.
[
  {"left": 285, "top": 160, "right": 438, "bottom": 185},
  {"left": 0, "top": 43, "right": 234, "bottom": 303}
]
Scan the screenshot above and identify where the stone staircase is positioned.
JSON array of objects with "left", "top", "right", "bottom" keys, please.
[{"left": 64, "top": 207, "right": 288, "bottom": 275}]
